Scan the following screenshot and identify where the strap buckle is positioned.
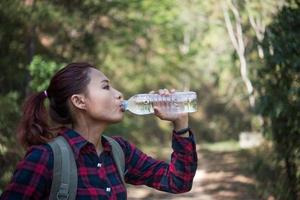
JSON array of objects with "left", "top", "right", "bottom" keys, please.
[{"left": 56, "top": 184, "right": 69, "bottom": 200}]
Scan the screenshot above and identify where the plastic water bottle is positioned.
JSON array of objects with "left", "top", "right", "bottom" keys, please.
[{"left": 121, "top": 91, "right": 197, "bottom": 115}]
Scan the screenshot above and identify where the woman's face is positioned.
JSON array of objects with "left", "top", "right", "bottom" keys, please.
[{"left": 79, "top": 68, "right": 124, "bottom": 124}]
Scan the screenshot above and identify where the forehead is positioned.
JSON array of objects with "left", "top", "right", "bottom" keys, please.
[{"left": 89, "top": 68, "right": 109, "bottom": 82}]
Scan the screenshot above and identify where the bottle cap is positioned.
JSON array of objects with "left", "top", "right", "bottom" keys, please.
[{"left": 120, "top": 100, "right": 128, "bottom": 112}]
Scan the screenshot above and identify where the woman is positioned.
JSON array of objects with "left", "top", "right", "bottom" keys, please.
[{"left": 0, "top": 63, "right": 197, "bottom": 199}]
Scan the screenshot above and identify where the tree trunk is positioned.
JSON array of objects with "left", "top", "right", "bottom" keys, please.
[
  {"left": 222, "top": 0, "right": 256, "bottom": 109},
  {"left": 284, "top": 151, "right": 298, "bottom": 200},
  {"left": 24, "top": 0, "right": 36, "bottom": 96}
]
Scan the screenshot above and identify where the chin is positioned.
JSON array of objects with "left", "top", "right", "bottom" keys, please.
[
  {"left": 110, "top": 119, "right": 122, "bottom": 124},
  {"left": 108, "top": 115, "right": 124, "bottom": 124}
]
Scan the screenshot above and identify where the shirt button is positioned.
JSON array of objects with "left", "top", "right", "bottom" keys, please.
[
  {"left": 106, "top": 187, "right": 111, "bottom": 192},
  {"left": 97, "top": 163, "right": 102, "bottom": 168}
]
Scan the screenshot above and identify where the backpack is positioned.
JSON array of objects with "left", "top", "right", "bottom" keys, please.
[{"left": 48, "top": 135, "right": 126, "bottom": 200}]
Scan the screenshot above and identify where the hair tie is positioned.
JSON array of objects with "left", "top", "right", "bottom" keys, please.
[{"left": 44, "top": 90, "right": 48, "bottom": 97}]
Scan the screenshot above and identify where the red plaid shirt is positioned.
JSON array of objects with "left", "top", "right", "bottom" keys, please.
[{"left": 0, "top": 129, "right": 197, "bottom": 199}]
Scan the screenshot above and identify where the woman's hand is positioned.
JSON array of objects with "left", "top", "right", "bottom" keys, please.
[{"left": 150, "top": 89, "right": 189, "bottom": 132}]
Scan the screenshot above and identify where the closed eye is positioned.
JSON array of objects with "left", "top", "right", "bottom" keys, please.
[{"left": 103, "top": 85, "right": 110, "bottom": 90}]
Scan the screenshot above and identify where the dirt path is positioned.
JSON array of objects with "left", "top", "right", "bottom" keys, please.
[{"left": 127, "top": 148, "right": 260, "bottom": 200}]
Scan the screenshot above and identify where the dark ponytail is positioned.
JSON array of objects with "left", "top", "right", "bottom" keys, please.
[
  {"left": 18, "top": 62, "right": 95, "bottom": 148},
  {"left": 18, "top": 91, "right": 53, "bottom": 148}
]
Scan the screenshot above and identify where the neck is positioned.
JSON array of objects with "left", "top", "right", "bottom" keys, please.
[{"left": 73, "top": 118, "right": 107, "bottom": 155}]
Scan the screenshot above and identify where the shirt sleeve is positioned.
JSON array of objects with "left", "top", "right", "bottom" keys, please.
[
  {"left": 0, "top": 145, "right": 53, "bottom": 200},
  {"left": 114, "top": 131, "right": 198, "bottom": 193}
]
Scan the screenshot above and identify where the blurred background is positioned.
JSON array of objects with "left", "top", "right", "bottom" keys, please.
[{"left": 0, "top": 0, "right": 299, "bottom": 199}]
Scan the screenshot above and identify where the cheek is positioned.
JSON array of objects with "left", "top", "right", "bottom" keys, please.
[
  {"left": 93, "top": 95, "right": 114, "bottom": 113},
  {"left": 103, "top": 96, "right": 115, "bottom": 109},
  {"left": 88, "top": 97, "right": 123, "bottom": 123}
]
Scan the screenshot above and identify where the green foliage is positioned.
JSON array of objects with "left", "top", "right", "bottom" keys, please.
[
  {"left": 29, "top": 56, "right": 63, "bottom": 91},
  {"left": 256, "top": 2, "right": 300, "bottom": 198},
  {"left": 239, "top": 144, "right": 283, "bottom": 199},
  {"left": 0, "top": 92, "right": 20, "bottom": 143},
  {"left": 0, "top": 0, "right": 30, "bottom": 95},
  {"left": 0, "top": 92, "right": 22, "bottom": 190}
]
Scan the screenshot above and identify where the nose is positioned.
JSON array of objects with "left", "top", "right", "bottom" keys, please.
[{"left": 115, "top": 89, "right": 123, "bottom": 100}]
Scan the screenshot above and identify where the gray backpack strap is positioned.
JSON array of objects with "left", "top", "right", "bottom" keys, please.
[
  {"left": 103, "top": 135, "right": 126, "bottom": 185},
  {"left": 48, "top": 136, "right": 78, "bottom": 200}
]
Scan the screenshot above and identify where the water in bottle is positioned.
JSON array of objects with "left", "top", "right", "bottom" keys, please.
[{"left": 121, "top": 91, "right": 197, "bottom": 115}]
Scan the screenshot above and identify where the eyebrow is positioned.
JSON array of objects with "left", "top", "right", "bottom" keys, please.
[{"left": 101, "top": 79, "right": 110, "bottom": 83}]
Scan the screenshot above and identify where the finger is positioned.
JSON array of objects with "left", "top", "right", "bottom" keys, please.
[
  {"left": 153, "top": 107, "right": 164, "bottom": 120},
  {"left": 153, "top": 106, "right": 159, "bottom": 113},
  {"left": 158, "top": 89, "right": 164, "bottom": 95},
  {"left": 153, "top": 106, "right": 161, "bottom": 116},
  {"left": 164, "top": 88, "right": 170, "bottom": 96}
]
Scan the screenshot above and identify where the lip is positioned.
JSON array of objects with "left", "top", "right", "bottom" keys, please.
[
  {"left": 119, "top": 105, "right": 125, "bottom": 112},
  {"left": 119, "top": 102, "right": 125, "bottom": 112}
]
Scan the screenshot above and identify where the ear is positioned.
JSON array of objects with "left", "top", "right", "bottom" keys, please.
[{"left": 70, "top": 94, "right": 86, "bottom": 110}]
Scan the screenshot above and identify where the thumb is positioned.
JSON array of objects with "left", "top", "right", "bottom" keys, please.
[
  {"left": 154, "top": 106, "right": 159, "bottom": 115},
  {"left": 153, "top": 107, "right": 163, "bottom": 119}
]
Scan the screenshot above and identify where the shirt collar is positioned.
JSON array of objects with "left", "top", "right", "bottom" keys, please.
[{"left": 60, "top": 128, "right": 113, "bottom": 158}]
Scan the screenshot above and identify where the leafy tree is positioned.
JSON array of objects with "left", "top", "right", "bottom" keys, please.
[{"left": 256, "top": 1, "right": 300, "bottom": 198}]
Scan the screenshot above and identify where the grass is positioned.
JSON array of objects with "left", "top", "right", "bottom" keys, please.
[
  {"left": 201, "top": 140, "right": 241, "bottom": 152},
  {"left": 140, "top": 140, "right": 242, "bottom": 160}
]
